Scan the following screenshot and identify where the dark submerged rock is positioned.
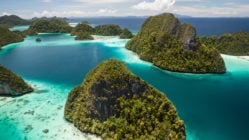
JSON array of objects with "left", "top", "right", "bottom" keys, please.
[{"left": 36, "top": 37, "right": 41, "bottom": 42}]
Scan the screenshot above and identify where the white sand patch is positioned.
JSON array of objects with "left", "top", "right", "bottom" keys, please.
[
  {"left": 117, "top": 48, "right": 152, "bottom": 65},
  {"left": 237, "top": 56, "right": 249, "bottom": 61},
  {"left": 91, "top": 35, "right": 128, "bottom": 47},
  {"left": 221, "top": 54, "right": 249, "bottom": 73}
]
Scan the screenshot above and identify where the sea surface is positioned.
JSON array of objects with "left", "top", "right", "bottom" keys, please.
[{"left": 1, "top": 17, "right": 249, "bottom": 140}]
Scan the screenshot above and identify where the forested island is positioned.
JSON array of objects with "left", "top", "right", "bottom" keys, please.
[
  {"left": 26, "top": 17, "right": 72, "bottom": 34},
  {"left": 64, "top": 58, "right": 185, "bottom": 140},
  {"left": 72, "top": 22, "right": 133, "bottom": 40},
  {"left": 0, "top": 15, "right": 30, "bottom": 27},
  {"left": 0, "top": 65, "right": 33, "bottom": 96},
  {"left": 25, "top": 17, "right": 133, "bottom": 40},
  {"left": 0, "top": 15, "right": 133, "bottom": 46},
  {"left": 0, "top": 25, "right": 24, "bottom": 49},
  {"left": 200, "top": 31, "right": 249, "bottom": 56},
  {"left": 126, "top": 13, "right": 226, "bottom": 74}
]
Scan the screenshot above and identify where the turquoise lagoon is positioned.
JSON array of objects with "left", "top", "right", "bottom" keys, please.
[
  {"left": 0, "top": 33, "right": 249, "bottom": 140},
  {"left": 9, "top": 25, "right": 29, "bottom": 32}
]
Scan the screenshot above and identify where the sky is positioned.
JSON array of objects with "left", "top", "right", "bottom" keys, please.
[{"left": 0, "top": 0, "right": 248, "bottom": 18}]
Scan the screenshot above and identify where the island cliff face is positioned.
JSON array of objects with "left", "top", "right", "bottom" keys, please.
[
  {"left": 200, "top": 31, "right": 249, "bottom": 56},
  {"left": 126, "top": 13, "right": 226, "bottom": 73},
  {"left": 0, "top": 26, "right": 24, "bottom": 49},
  {"left": 0, "top": 15, "right": 30, "bottom": 27},
  {"left": 0, "top": 65, "right": 33, "bottom": 96},
  {"left": 64, "top": 58, "right": 185, "bottom": 140},
  {"left": 27, "top": 18, "right": 72, "bottom": 34},
  {"left": 72, "top": 23, "right": 133, "bottom": 40}
]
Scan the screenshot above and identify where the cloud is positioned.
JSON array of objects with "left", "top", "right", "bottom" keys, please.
[
  {"left": 172, "top": 5, "right": 249, "bottom": 17},
  {"left": 132, "top": 0, "right": 176, "bottom": 11},
  {"left": 42, "top": 0, "right": 52, "bottom": 2},
  {"left": 33, "top": 10, "right": 85, "bottom": 17},
  {"left": 32, "top": 8, "right": 118, "bottom": 17},
  {"left": 2, "top": 12, "right": 11, "bottom": 16},
  {"left": 96, "top": 9, "right": 117, "bottom": 15},
  {"left": 73, "top": 0, "right": 128, "bottom": 4},
  {"left": 176, "top": 0, "right": 202, "bottom": 2}
]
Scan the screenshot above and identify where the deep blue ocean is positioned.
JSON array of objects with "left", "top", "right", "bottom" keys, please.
[
  {"left": 68, "top": 17, "right": 249, "bottom": 36},
  {"left": 1, "top": 17, "right": 249, "bottom": 140}
]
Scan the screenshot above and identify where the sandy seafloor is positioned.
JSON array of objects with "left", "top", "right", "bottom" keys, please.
[{"left": 1, "top": 35, "right": 249, "bottom": 140}]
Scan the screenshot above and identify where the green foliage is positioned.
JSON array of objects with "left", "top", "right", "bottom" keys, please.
[
  {"left": 126, "top": 13, "right": 226, "bottom": 74},
  {"left": 0, "top": 15, "right": 30, "bottom": 26},
  {"left": 0, "top": 26, "right": 23, "bottom": 49},
  {"left": 75, "top": 32, "right": 94, "bottom": 40},
  {"left": 64, "top": 58, "right": 186, "bottom": 140},
  {"left": 72, "top": 23, "right": 133, "bottom": 40},
  {"left": 119, "top": 28, "right": 133, "bottom": 39},
  {"left": 0, "top": 65, "right": 33, "bottom": 95},
  {"left": 94, "top": 24, "right": 122, "bottom": 36},
  {"left": 71, "top": 22, "right": 94, "bottom": 40},
  {"left": 27, "top": 18, "right": 72, "bottom": 34},
  {"left": 200, "top": 31, "right": 249, "bottom": 56},
  {"left": 71, "top": 22, "right": 95, "bottom": 35}
]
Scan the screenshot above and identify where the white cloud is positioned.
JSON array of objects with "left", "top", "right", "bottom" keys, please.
[
  {"left": 133, "top": 0, "right": 176, "bottom": 11},
  {"left": 171, "top": 5, "right": 249, "bottom": 17},
  {"left": 176, "top": 0, "right": 202, "bottom": 2},
  {"left": 33, "top": 10, "right": 85, "bottom": 17},
  {"left": 96, "top": 9, "right": 117, "bottom": 15},
  {"left": 32, "top": 8, "right": 118, "bottom": 17},
  {"left": 2, "top": 12, "right": 11, "bottom": 16},
  {"left": 42, "top": 0, "right": 52, "bottom": 3},
  {"left": 73, "top": 0, "right": 128, "bottom": 4}
]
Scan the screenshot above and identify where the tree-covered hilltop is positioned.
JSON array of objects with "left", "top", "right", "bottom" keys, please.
[
  {"left": 126, "top": 13, "right": 226, "bottom": 74},
  {"left": 94, "top": 24, "right": 122, "bottom": 36},
  {"left": 71, "top": 22, "right": 94, "bottom": 40},
  {"left": 0, "top": 65, "right": 33, "bottom": 96},
  {"left": 200, "top": 31, "right": 249, "bottom": 56},
  {"left": 0, "top": 26, "right": 24, "bottom": 49},
  {"left": 27, "top": 17, "right": 72, "bottom": 34},
  {"left": 64, "top": 58, "right": 185, "bottom": 140},
  {"left": 120, "top": 28, "right": 133, "bottom": 39},
  {"left": 0, "top": 15, "right": 30, "bottom": 27},
  {"left": 72, "top": 23, "right": 133, "bottom": 40}
]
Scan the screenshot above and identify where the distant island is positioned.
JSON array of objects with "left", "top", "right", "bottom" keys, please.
[
  {"left": 26, "top": 17, "right": 72, "bottom": 34},
  {"left": 126, "top": 13, "right": 226, "bottom": 74},
  {"left": 0, "top": 15, "right": 30, "bottom": 27},
  {"left": 0, "top": 15, "right": 134, "bottom": 49},
  {"left": 200, "top": 31, "right": 249, "bottom": 56},
  {"left": 26, "top": 17, "right": 133, "bottom": 40},
  {"left": 64, "top": 58, "right": 186, "bottom": 140},
  {"left": 0, "top": 65, "right": 33, "bottom": 96},
  {"left": 0, "top": 25, "right": 24, "bottom": 49}
]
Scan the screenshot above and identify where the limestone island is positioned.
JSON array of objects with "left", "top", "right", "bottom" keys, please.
[
  {"left": 200, "top": 31, "right": 249, "bottom": 56},
  {"left": 26, "top": 17, "right": 73, "bottom": 35},
  {"left": 0, "top": 15, "right": 133, "bottom": 46},
  {"left": 126, "top": 13, "right": 226, "bottom": 74},
  {"left": 0, "top": 15, "right": 30, "bottom": 27},
  {"left": 0, "top": 65, "right": 33, "bottom": 96},
  {"left": 25, "top": 17, "right": 133, "bottom": 40},
  {"left": 72, "top": 23, "right": 133, "bottom": 40},
  {"left": 64, "top": 58, "right": 185, "bottom": 140},
  {"left": 0, "top": 25, "right": 24, "bottom": 49}
]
